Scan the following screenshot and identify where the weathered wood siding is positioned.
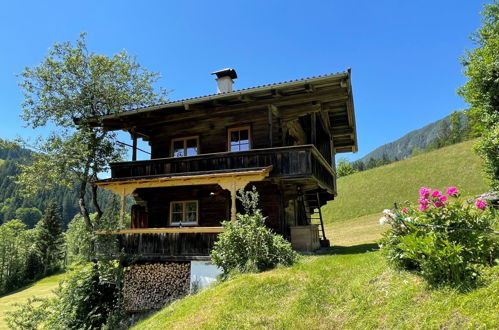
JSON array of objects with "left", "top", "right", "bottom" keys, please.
[
  {"left": 149, "top": 108, "right": 282, "bottom": 158},
  {"left": 134, "top": 185, "right": 229, "bottom": 228},
  {"left": 132, "top": 182, "right": 284, "bottom": 234}
]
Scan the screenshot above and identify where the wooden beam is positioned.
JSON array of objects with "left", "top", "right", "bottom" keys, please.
[
  {"left": 131, "top": 129, "right": 137, "bottom": 161},
  {"left": 267, "top": 105, "right": 273, "bottom": 147},
  {"left": 311, "top": 112, "right": 317, "bottom": 145},
  {"left": 96, "top": 226, "right": 225, "bottom": 235}
]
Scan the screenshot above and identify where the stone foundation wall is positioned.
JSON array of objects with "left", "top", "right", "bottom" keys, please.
[{"left": 123, "top": 262, "right": 190, "bottom": 312}]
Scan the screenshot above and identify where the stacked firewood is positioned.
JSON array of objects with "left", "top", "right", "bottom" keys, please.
[{"left": 123, "top": 262, "right": 190, "bottom": 311}]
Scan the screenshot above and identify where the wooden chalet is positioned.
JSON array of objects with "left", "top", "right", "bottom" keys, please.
[{"left": 92, "top": 68, "right": 357, "bottom": 261}]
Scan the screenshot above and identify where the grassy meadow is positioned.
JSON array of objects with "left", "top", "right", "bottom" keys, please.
[
  {"left": 0, "top": 273, "right": 65, "bottom": 329},
  {"left": 135, "top": 243, "right": 499, "bottom": 329},
  {"left": 323, "top": 140, "right": 488, "bottom": 223}
]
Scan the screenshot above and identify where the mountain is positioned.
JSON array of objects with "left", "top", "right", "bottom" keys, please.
[
  {"left": 0, "top": 140, "right": 116, "bottom": 227},
  {"left": 356, "top": 112, "right": 468, "bottom": 163}
]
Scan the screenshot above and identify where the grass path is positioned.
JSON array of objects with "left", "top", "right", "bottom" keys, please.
[{"left": 0, "top": 273, "right": 65, "bottom": 329}]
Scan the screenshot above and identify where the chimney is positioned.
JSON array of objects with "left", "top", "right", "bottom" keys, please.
[{"left": 211, "top": 68, "right": 238, "bottom": 93}]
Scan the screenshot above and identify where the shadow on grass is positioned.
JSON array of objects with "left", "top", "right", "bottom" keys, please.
[{"left": 314, "top": 243, "right": 379, "bottom": 256}]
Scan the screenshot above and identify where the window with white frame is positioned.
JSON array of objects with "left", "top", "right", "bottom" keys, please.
[
  {"left": 228, "top": 126, "right": 251, "bottom": 152},
  {"left": 170, "top": 200, "right": 198, "bottom": 225},
  {"left": 171, "top": 136, "right": 199, "bottom": 157}
]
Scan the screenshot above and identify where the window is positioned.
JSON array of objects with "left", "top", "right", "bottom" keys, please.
[
  {"left": 228, "top": 126, "right": 251, "bottom": 152},
  {"left": 171, "top": 136, "right": 199, "bottom": 157},
  {"left": 169, "top": 200, "right": 198, "bottom": 225}
]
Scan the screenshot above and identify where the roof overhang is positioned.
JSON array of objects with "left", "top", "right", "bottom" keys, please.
[
  {"left": 81, "top": 70, "right": 358, "bottom": 153},
  {"left": 93, "top": 166, "right": 273, "bottom": 196}
]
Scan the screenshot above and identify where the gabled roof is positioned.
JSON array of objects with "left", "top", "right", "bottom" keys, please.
[{"left": 87, "top": 69, "right": 358, "bottom": 153}]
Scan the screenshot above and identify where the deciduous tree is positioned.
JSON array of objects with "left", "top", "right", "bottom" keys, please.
[
  {"left": 458, "top": 1, "right": 499, "bottom": 189},
  {"left": 17, "top": 33, "right": 167, "bottom": 229}
]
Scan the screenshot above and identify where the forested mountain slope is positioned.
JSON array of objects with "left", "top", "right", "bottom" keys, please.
[
  {"left": 357, "top": 112, "right": 468, "bottom": 163},
  {"left": 0, "top": 140, "right": 116, "bottom": 227}
]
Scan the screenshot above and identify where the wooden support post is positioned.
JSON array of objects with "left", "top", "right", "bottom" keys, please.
[
  {"left": 311, "top": 112, "right": 317, "bottom": 145},
  {"left": 120, "top": 190, "right": 126, "bottom": 229},
  {"left": 267, "top": 105, "right": 273, "bottom": 147},
  {"left": 230, "top": 183, "right": 237, "bottom": 222},
  {"left": 132, "top": 129, "right": 137, "bottom": 161}
]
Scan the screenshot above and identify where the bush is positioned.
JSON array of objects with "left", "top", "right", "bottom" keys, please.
[
  {"left": 379, "top": 186, "right": 498, "bottom": 288},
  {"left": 6, "top": 261, "right": 125, "bottom": 329},
  {"left": 211, "top": 187, "right": 298, "bottom": 275}
]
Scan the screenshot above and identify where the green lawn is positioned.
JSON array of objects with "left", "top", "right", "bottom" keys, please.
[
  {"left": 323, "top": 140, "right": 488, "bottom": 223},
  {"left": 0, "top": 273, "right": 65, "bottom": 329},
  {"left": 135, "top": 244, "right": 498, "bottom": 329}
]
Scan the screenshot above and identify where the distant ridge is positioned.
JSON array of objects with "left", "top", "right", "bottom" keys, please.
[{"left": 357, "top": 112, "right": 467, "bottom": 163}]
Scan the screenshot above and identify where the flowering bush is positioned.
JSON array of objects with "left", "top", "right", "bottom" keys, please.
[{"left": 379, "top": 186, "right": 498, "bottom": 288}]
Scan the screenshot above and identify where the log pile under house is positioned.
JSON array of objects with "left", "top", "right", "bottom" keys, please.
[{"left": 89, "top": 68, "right": 358, "bottom": 311}]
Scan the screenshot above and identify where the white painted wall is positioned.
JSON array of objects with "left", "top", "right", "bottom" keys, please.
[{"left": 190, "top": 261, "right": 222, "bottom": 292}]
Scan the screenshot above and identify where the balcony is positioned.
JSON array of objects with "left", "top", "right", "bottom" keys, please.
[
  {"left": 98, "top": 227, "right": 223, "bottom": 261},
  {"left": 110, "top": 145, "right": 336, "bottom": 193}
]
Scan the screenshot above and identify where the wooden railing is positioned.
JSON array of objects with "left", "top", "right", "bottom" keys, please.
[
  {"left": 110, "top": 145, "right": 336, "bottom": 192},
  {"left": 116, "top": 232, "right": 220, "bottom": 260}
]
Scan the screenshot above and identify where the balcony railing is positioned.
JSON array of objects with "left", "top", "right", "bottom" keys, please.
[{"left": 110, "top": 145, "right": 336, "bottom": 192}]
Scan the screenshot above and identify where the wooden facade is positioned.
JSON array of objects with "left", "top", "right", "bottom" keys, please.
[{"left": 91, "top": 69, "right": 357, "bottom": 257}]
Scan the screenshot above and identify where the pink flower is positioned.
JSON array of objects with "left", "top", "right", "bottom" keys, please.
[
  {"left": 440, "top": 195, "right": 448, "bottom": 202},
  {"left": 446, "top": 187, "right": 459, "bottom": 196},
  {"left": 418, "top": 198, "right": 430, "bottom": 206},
  {"left": 419, "top": 187, "right": 431, "bottom": 199},
  {"left": 419, "top": 204, "right": 428, "bottom": 211},
  {"left": 431, "top": 190, "right": 442, "bottom": 198},
  {"left": 401, "top": 208, "right": 408, "bottom": 213},
  {"left": 434, "top": 201, "right": 444, "bottom": 208},
  {"left": 475, "top": 199, "right": 487, "bottom": 210}
]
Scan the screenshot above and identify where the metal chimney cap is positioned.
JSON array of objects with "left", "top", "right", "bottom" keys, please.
[{"left": 211, "top": 68, "right": 238, "bottom": 80}]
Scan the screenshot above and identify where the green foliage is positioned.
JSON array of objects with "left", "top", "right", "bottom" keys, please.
[
  {"left": 65, "top": 214, "right": 95, "bottom": 265},
  {"left": 15, "top": 207, "right": 42, "bottom": 228},
  {"left": 6, "top": 262, "right": 124, "bottom": 330},
  {"left": 336, "top": 157, "right": 357, "bottom": 177},
  {"left": 211, "top": 187, "right": 297, "bottom": 275},
  {"left": 379, "top": 188, "right": 498, "bottom": 288},
  {"left": 36, "top": 202, "right": 65, "bottom": 274},
  {"left": 17, "top": 33, "right": 166, "bottom": 230},
  {"left": 458, "top": 1, "right": 499, "bottom": 189},
  {"left": 0, "top": 220, "right": 42, "bottom": 294}
]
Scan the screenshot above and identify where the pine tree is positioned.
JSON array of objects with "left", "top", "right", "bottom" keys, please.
[{"left": 36, "top": 202, "right": 64, "bottom": 274}]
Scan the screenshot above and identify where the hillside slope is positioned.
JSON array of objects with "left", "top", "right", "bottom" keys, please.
[
  {"left": 324, "top": 140, "right": 487, "bottom": 223},
  {"left": 0, "top": 273, "right": 65, "bottom": 329},
  {"left": 135, "top": 249, "right": 498, "bottom": 329}
]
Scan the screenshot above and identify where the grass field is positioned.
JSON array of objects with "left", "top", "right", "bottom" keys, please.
[
  {"left": 323, "top": 140, "right": 488, "bottom": 223},
  {"left": 135, "top": 233, "right": 499, "bottom": 329},
  {"left": 0, "top": 273, "right": 65, "bottom": 329},
  {"left": 135, "top": 140, "right": 498, "bottom": 329}
]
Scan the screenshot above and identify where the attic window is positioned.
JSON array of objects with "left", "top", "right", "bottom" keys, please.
[
  {"left": 228, "top": 126, "right": 251, "bottom": 152},
  {"left": 171, "top": 136, "right": 199, "bottom": 157}
]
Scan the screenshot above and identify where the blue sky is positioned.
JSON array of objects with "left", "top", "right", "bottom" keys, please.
[{"left": 0, "top": 0, "right": 485, "bottom": 161}]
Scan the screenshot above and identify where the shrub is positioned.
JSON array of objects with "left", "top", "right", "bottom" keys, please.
[
  {"left": 6, "top": 261, "right": 125, "bottom": 329},
  {"left": 211, "top": 187, "right": 298, "bottom": 275},
  {"left": 379, "top": 186, "right": 498, "bottom": 288}
]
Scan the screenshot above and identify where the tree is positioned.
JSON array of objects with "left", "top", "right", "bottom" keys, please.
[
  {"left": 15, "top": 207, "right": 42, "bottom": 228},
  {"left": 17, "top": 33, "right": 166, "bottom": 230},
  {"left": 35, "top": 202, "right": 64, "bottom": 274},
  {"left": 458, "top": 1, "right": 499, "bottom": 189},
  {"left": 337, "top": 157, "right": 357, "bottom": 177}
]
